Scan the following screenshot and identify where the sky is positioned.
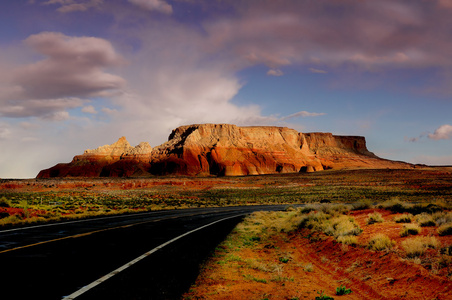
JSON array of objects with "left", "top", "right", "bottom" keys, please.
[{"left": 0, "top": 0, "right": 452, "bottom": 178}]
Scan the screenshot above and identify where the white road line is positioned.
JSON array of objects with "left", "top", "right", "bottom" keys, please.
[{"left": 62, "top": 214, "right": 245, "bottom": 300}]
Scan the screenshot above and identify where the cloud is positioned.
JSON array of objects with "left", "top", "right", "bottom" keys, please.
[
  {"left": 309, "top": 68, "right": 328, "bottom": 74},
  {"left": 0, "top": 32, "right": 125, "bottom": 120},
  {"left": 428, "top": 124, "right": 452, "bottom": 140},
  {"left": 42, "top": 0, "right": 103, "bottom": 13},
  {"left": 280, "top": 111, "right": 326, "bottom": 121},
  {"left": 128, "top": 0, "right": 172, "bottom": 14},
  {"left": 0, "top": 98, "right": 84, "bottom": 119},
  {"left": 267, "top": 69, "right": 284, "bottom": 76},
  {"left": 82, "top": 105, "right": 97, "bottom": 114}
]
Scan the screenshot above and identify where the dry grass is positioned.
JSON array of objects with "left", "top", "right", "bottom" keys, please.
[
  {"left": 416, "top": 213, "right": 436, "bottom": 227},
  {"left": 337, "top": 235, "right": 358, "bottom": 246},
  {"left": 393, "top": 214, "right": 413, "bottom": 223},
  {"left": 401, "top": 236, "right": 440, "bottom": 258},
  {"left": 438, "top": 223, "right": 452, "bottom": 236},
  {"left": 400, "top": 224, "right": 421, "bottom": 237},
  {"left": 367, "top": 234, "right": 395, "bottom": 251},
  {"left": 366, "top": 212, "right": 384, "bottom": 225}
]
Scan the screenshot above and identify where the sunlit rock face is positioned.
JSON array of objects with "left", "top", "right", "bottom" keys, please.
[{"left": 37, "top": 124, "right": 412, "bottom": 178}]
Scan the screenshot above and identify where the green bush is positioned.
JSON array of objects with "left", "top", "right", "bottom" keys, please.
[
  {"left": 315, "top": 290, "right": 334, "bottom": 300},
  {"left": 336, "top": 285, "right": 352, "bottom": 295}
]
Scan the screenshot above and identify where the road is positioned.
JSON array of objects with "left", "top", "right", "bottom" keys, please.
[{"left": 0, "top": 205, "right": 289, "bottom": 300}]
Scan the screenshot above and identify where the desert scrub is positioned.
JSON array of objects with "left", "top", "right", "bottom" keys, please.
[
  {"left": 336, "top": 285, "right": 352, "bottom": 295},
  {"left": 393, "top": 214, "right": 413, "bottom": 223},
  {"left": 400, "top": 224, "right": 421, "bottom": 237},
  {"left": 298, "top": 211, "right": 331, "bottom": 229},
  {"left": 368, "top": 234, "right": 395, "bottom": 251},
  {"left": 337, "top": 235, "right": 358, "bottom": 246},
  {"left": 402, "top": 236, "right": 440, "bottom": 258},
  {"left": 366, "top": 212, "right": 384, "bottom": 225},
  {"left": 378, "top": 198, "right": 412, "bottom": 213},
  {"left": 438, "top": 223, "right": 452, "bottom": 236},
  {"left": 415, "top": 213, "right": 436, "bottom": 227},
  {"left": 322, "top": 215, "right": 362, "bottom": 238},
  {"left": 433, "top": 211, "right": 452, "bottom": 226},
  {"left": 351, "top": 199, "right": 373, "bottom": 210}
]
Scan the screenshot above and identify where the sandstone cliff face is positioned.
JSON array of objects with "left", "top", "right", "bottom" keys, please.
[{"left": 37, "top": 124, "right": 412, "bottom": 178}]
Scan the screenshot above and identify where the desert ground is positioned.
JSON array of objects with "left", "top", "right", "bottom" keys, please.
[{"left": 1, "top": 167, "right": 452, "bottom": 299}]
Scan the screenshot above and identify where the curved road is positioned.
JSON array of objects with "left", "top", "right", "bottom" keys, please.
[{"left": 0, "top": 205, "right": 289, "bottom": 300}]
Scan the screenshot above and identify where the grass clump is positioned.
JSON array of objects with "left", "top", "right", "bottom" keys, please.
[
  {"left": 400, "top": 224, "right": 421, "bottom": 237},
  {"left": 415, "top": 213, "right": 436, "bottom": 227},
  {"left": 0, "top": 197, "right": 11, "bottom": 207},
  {"left": 322, "top": 215, "right": 363, "bottom": 238},
  {"left": 351, "top": 199, "right": 373, "bottom": 211},
  {"left": 366, "top": 212, "right": 384, "bottom": 225},
  {"left": 402, "top": 236, "right": 440, "bottom": 258},
  {"left": 367, "top": 234, "right": 395, "bottom": 251},
  {"left": 393, "top": 214, "right": 413, "bottom": 223},
  {"left": 378, "top": 198, "right": 411, "bottom": 213},
  {"left": 336, "top": 285, "right": 352, "bottom": 295},
  {"left": 438, "top": 223, "right": 452, "bottom": 236},
  {"left": 315, "top": 290, "right": 334, "bottom": 300},
  {"left": 336, "top": 235, "right": 358, "bottom": 246}
]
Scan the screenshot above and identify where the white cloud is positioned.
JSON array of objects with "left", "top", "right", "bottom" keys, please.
[
  {"left": 309, "top": 68, "right": 328, "bottom": 74},
  {"left": 280, "top": 111, "right": 326, "bottom": 121},
  {"left": 42, "top": 0, "right": 103, "bottom": 13},
  {"left": 267, "top": 69, "right": 284, "bottom": 76},
  {"left": 128, "top": 0, "right": 172, "bottom": 14},
  {"left": 428, "top": 124, "right": 452, "bottom": 140},
  {"left": 82, "top": 105, "right": 97, "bottom": 114}
]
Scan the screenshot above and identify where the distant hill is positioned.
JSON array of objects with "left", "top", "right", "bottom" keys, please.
[{"left": 37, "top": 124, "right": 413, "bottom": 178}]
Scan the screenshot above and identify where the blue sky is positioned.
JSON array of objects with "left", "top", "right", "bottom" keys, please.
[{"left": 0, "top": 0, "right": 451, "bottom": 178}]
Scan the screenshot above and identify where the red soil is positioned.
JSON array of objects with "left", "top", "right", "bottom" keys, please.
[{"left": 184, "top": 209, "right": 452, "bottom": 300}]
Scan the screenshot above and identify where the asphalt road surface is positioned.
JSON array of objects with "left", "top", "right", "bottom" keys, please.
[{"left": 0, "top": 205, "right": 289, "bottom": 300}]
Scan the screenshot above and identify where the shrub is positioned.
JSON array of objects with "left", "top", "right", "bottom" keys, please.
[
  {"left": 400, "top": 224, "right": 421, "bottom": 237},
  {"left": 415, "top": 213, "right": 436, "bottom": 227},
  {"left": 378, "top": 198, "right": 411, "bottom": 213},
  {"left": 337, "top": 235, "right": 358, "bottom": 246},
  {"left": 394, "top": 214, "right": 413, "bottom": 223},
  {"left": 402, "top": 236, "right": 439, "bottom": 258},
  {"left": 438, "top": 223, "right": 452, "bottom": 236},
  {"left": 322, "top": 215, "right": 362, "bottom": 238},
  {"left": 304, "top": 263, "right": 314, "bottom": 272},
  {"left": 368, "top": 234, "right": 395, "bottom": 251},
  {"left": 351, "top": 200, "right": 373, "bottom": 211},
  {"left": 366, "top": 212, "right": 384, "bottom": 225},
  {"left": 315, "top": 291, "right": 334, "bottom": 300},
  {"left": 434, "top": 212, "right": 452, "bottom": 226},
  {"left": 336, "top": 285, "right": 352, "bottom": 295},
  {"left": 0, "top": 197, "right": 10, "bottom": 208}
]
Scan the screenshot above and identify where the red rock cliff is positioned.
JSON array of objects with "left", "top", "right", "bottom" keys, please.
[{"left": 37, "top": 124, "right": 412, "bottom": 178}]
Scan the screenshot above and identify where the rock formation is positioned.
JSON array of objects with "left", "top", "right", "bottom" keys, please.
[{"left": 37, "top": 124, "right": 412, "bottom": 178}]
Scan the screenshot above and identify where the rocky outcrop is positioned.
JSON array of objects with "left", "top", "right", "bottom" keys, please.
[{"left": 37, "top": 124, "right": 412, "bottom": 178}]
